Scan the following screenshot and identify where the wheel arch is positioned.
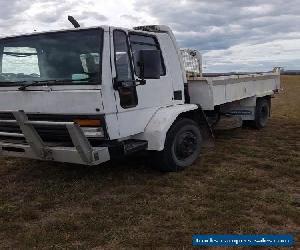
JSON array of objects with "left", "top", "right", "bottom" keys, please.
[
  {"left": 177, "top": 105, "right": 214, "bottom": 147},
  {"left": 134, "top": 104, "right": 214, "bottom": 151}
]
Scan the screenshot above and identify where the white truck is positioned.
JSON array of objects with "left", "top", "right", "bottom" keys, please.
[{"left": 0, "top": 25, "right": 280, "bottom": 171}]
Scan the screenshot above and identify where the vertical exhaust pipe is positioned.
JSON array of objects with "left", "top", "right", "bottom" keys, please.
[{"left": 68, "top": 16, "right": 80, "bottom": 28}]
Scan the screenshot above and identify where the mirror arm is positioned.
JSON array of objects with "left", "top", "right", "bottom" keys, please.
[
  {"left": 113, "top": 78, "right": 146, "bottom": 90},
  {"left": 136, "top": 78, "right": 146, "bottom": 85}
]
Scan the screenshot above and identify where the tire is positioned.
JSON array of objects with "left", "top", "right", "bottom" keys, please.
[
  {"left": 254, "top": 98, "right": 270, "bottom": 129},
  {"left": 244, "top": 98, "right": 270, "bottom": 129},
  {"left": 156, "top": 118, "right": 202, "bottom": 172}
]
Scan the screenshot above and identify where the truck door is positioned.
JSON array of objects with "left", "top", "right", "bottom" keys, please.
[{"left": 110, "top": 28, "right": 174, "bottom": 138}]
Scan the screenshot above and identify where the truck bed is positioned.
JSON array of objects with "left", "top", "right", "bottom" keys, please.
[{"left": 187, "top": 72, "right": 280, "bottom": 110}]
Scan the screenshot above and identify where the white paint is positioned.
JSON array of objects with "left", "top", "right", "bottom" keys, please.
[
  {"left": 0, "top": 90, "right": 103, "bottom": 114},
  {"left": 133, "top": 104, "right": 198, "bottom": 151},
  {"left": 109, "top": 27, "right": 177, "bottom": 138},
  {"left": 189, "top": 74, "right": 280, "bottom": 110}
]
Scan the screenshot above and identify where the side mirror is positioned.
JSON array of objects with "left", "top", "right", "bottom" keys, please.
[{"left": 138, "top": 50, "right": 161, "bottom": 80}]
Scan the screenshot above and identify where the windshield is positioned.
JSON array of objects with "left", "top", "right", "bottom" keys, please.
[{"left": 0, "top": 28, "right": 103, "bottom": 85}]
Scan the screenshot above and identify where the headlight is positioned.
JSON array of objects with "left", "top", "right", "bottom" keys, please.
[
  {"left": 74, "top": 119, "right": 104, "bottom": 138},
  {"left": 81, "top": 127, "right": 104, "bottom": 137}
]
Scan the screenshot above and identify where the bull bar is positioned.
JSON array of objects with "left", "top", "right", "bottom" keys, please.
[{"left": 0, "top": 110, "right": 110, "bottom": 165}]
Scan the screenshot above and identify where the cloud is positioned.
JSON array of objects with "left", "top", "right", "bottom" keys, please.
[
  {"left": 134, "top": 0, "right": 300, "bottom": 49},
  {"left": 0, "top": 0, "right": 299, "bottom": 71},
  {"left": 134, "top": 0, "right": 300, "bottom": 71},
  {"left": 204, "top": 39, "right": 300, "bottom": 72},
  {"left": 0, "top": 0, "right": 31, "bottom": 21},
  {"left": 34, "top": 2, "right": 73, "bottom": 23},
  {"left": 0, "top": 0, "right": 35, "bottom": 35},
  {"left": 121, "top": 14, "right": 140, "bottom": 23},
  {"left": 79, "top": 11, "right": 108, "bottom": 22}
]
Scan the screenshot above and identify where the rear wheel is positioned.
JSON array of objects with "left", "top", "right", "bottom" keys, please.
[
  {"left": 156, "top": 118, "right": 202, "bottom": 172},
  {"left": 243, "top": 98, "right": 270, "bottom": 129},
  {"left": 254, "top": 98, "right": 270, "bottom": 129}
]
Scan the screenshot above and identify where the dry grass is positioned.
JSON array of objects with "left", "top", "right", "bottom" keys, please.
[{"left": 0, "top": 76, "right": 299, "bottom": 249}]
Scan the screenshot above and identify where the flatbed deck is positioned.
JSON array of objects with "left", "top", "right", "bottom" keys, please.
[{"left": 187, "top": 72, "right": 280, "bottom": 110}]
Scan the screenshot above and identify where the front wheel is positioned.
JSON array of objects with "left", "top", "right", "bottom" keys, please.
[{"left": 156, "top": 118, "right": 202, "bottom": 172}]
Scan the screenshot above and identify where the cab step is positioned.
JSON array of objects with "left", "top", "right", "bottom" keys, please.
[
  {"left": 123, "top": 139, "right": 148, "bottom": 154},
  {"left": 107, "top": 139, "right": 148, "bottom": 159}
]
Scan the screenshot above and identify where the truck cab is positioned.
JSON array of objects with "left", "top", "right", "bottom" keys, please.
[{"left": 0, "top": 25, "right": 209, "bottom": 171}]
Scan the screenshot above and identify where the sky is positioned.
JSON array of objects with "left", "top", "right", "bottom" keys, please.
[{"left": 0, "top": 0, "right": 300, "bottom": 72}]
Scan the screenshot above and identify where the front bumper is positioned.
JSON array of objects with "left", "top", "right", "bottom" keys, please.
[
  {"left": 0, "top": 141, "right": 110, "bottom": 165},
  {"left": 0, "top": 110, "right": 110, "bottom": 165}
]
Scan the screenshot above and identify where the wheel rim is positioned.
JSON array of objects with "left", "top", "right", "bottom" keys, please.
[
  {"left": 260, "top": 104, "right": 269, "bottom": 125},
  {"left": 174, "top": 130, "right": 198, "bottom": 160}
]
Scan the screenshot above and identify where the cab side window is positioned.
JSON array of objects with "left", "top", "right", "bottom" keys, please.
[
  {"left": 129, "top": 33, "right": 166, "bottom": 77},
  {"left": 113, "top": 30, "right": 138, "bottom": 108},
  {"left": 114, "top": 31, "right": 134, "bottom": 82}
]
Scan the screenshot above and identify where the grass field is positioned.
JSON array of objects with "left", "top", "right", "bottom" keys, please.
[{"left": 0, "top": 76, "right": 299, "bottom": 249}]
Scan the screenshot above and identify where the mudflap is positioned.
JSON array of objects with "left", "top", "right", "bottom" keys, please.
[{"left": 196, "top": 106, "right": 215, "bottom": 147}]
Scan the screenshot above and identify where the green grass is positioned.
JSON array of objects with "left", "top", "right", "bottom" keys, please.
[{"left": 0, "top": 76, "right": 299, "bottom": 249}]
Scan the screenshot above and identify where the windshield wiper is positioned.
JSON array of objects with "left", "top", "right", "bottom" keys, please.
[
  {"left": 18, "top": 78, "right": 95, "bottom": 91},
  {"left": 0, "top": 80, "right": 28, "bottom": 85},
  {"left": 18, "top": 80, "right": 51, "bottom": 91}
]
